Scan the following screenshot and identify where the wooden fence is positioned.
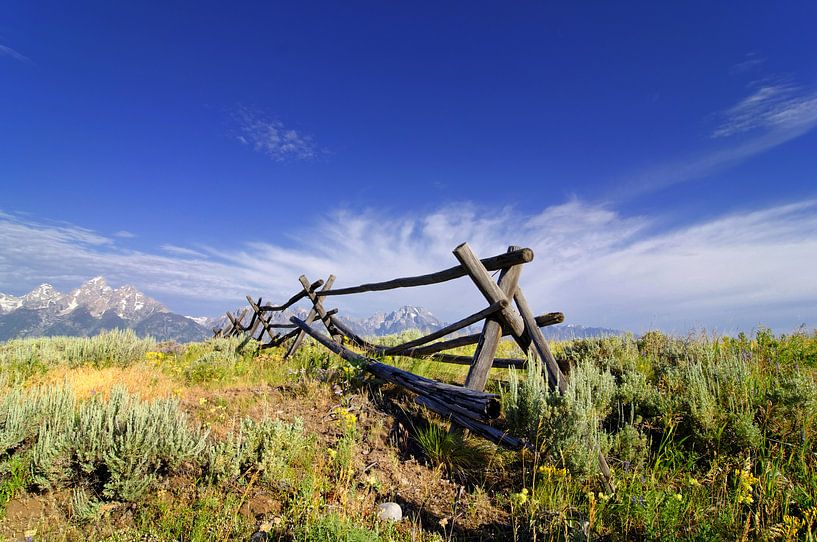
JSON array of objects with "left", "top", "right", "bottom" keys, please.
[{"left": 213, "top": 242, "right": 611, "bottom": 487}]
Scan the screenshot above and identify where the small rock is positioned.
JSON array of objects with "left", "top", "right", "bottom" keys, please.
[{"left": 376, "top": 502, "right": 402, "bottom": 522}]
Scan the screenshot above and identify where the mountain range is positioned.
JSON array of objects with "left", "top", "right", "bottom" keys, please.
[
  {"left": 0, "top": 278, "right": 622, "bottom": 343},
  {"left": 0, "top": 278, "right": 208, "bottom": 342}
]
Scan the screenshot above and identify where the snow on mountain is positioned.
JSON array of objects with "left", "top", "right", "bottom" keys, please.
[
  {"left": 21, "top": 284, "right": 63, "bottom": 310},
  {"left": 108, "top": 284, "right": 165, "bottom": 320},
  {"left": 50, "top": 277, "right": 166, "bottom": 320},
  {"left": 185, "top": 316, "right": 211, "bottom": 326},
  {"left": 359, "top": 305, "right": 443, "bottom": 335},
  {"left": 0, "top": 293, "right": 22, "bottom": 314},
  {"left": 61, "top": 276, "right": 112, "bottom": 316}
]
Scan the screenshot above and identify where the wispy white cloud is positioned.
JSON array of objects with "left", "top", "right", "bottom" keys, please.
[
  {"left": 0, "top": 44, "right": 31, "bottom": 64},
  {"left": 729, "top": 52, "right": 765, "bottom": 75},
  {"left": 624, "top": 78, "right": 817, "bottom": 195},
  {"left": 161, "top": 244, "right": 206, "bottom": 258},
  {"left": 1, "top": 200, "right": 816, "bottom": 333},
  {"left": 113, "top": 230, "right": 137, "bottom": 239},
  {"left": 231, "top": 106, "right": 318, "bottom": 161},
  {"left": 712, "top": 82, "right": 817, "bottom": 139}
]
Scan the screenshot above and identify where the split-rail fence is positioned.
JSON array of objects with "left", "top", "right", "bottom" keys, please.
[{"left": 213, "top": 242, "right": 612, "bottom": 488}]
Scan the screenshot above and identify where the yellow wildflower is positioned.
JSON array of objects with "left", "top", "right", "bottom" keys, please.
[
  {"left": 734, "top": 468, "right": 759, "bottom": 506},
  {"left": 510, "top": 488, "right": 528, "bottom": 506}
]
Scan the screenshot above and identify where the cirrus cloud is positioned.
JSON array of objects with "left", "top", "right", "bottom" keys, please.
[{"left": 1, "top": 197, "right": 816, "bottom": 334}]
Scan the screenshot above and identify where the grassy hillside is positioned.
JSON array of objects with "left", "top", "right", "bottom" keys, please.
[{"left": 1, "top": 328, "right": 815, "bottom": 541}]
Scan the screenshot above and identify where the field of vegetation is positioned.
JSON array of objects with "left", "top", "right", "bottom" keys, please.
[{"left": 1, "top": 327, "right": 816, "bottom": 541}]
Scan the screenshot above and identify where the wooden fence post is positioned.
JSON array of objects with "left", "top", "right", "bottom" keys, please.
[
  {"left": 453, "top": 244, "right": 526, "bottom": 391},
  {"left": 513, "top": 288, "right": 566, "bottom": 393},
  {"left": 298, "top": 275, "right": 343, "bottom": 343},
  {"left": 284, "top": 275, "right": 337, "bottom": 359}
]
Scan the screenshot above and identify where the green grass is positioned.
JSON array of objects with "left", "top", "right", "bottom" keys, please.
[
  {"left": 412, "top": 422, "right": 495, "bottom": 482},
  {"left": 0, "top": 453, "right": 31, "bottom": 518},
  {"left": 501, "top": 329, "right": 817, "bottom": 540},
  {"left": 1, "top": 328, "right": 816, "bottom": 540}
]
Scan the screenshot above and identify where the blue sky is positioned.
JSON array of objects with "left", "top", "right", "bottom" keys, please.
[{"left": 1, "top": 2, "right": 816, "bottom": 333}]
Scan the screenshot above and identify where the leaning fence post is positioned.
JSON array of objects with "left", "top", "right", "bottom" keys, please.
[
  {"left": 453, "top": 243, "right": 527, "bottom": 391},
  {"left": 513, "top": 289, "right": 566, "bottom": 393}
]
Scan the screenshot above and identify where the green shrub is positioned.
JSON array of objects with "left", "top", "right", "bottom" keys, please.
[
  {"left": 504, "top": 356, "right": 615, "bottom": 476},
  {"left": 207, "top": 417, "right": 311, "bottom": 484},
  {"left": 2, "top": 385, "right": 208, "bottom": 501},
  {"left": 291, "top": 513, "right": 389, "bottom": 542},
  {"left": 0, "top": 385, "right": 76, "bottom": 453},
  {"left": 0, "top": 453, "right": 31, "bottom": 518},
  {"left": 70, "top": 487, "right": 103, "bottom": 523},
  {"left": 179, "top": 337, "right": 258, "bottom": 384}
]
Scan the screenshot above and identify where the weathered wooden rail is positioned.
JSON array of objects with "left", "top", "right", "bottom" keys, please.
[{"left": 212, "top": 242, "right": 612, "bottom": 488}]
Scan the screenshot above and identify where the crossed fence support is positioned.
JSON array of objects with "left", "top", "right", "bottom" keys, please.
[{"left": 212, "top": 242, "right": 612, "bottom": 489}]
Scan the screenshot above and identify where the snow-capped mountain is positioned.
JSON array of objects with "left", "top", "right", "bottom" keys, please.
[
  {"left": 0, "top": 278, "right": 208, "bottom": 342},
  {"left": 59, "top": 277, "right": 164, "bottom": 320},
  {"left": 353, "top": 306, "right": 443, "bottom": 336},
  {"left": 21, "top": 284, "right": 63, "bottom": 310},
  {"left": 184, "top": 315, "right": 210, "bottom": 326}
]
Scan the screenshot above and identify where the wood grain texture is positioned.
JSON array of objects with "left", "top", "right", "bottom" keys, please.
[{"left": 452, "top": 243, "right": 525, "bottom": 337}]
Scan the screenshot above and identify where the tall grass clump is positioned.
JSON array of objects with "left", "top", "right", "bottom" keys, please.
[
  {"left": 413, "top": 421, "right": 495, "bottom": 481},
  {"left": 176, "top": 337, "right": 259, "bottom": 384},
  {"left": 500, "top": 330, "right": 817, "bottom": 539}
]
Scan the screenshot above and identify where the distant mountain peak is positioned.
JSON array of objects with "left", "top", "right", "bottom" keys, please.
[
  {"left": 22, "top": 283, "right": 63, "bottom": 309},
  {"left": 26, "top": 283, "right": 58, "bottom": 295},
  {"left": 77, "top": 276, "right": 112, "bottom": 292}
]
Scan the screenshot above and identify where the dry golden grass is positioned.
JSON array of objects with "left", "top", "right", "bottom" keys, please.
[{"left": 26, "top": 364, "right": 181, "bottom": 401}]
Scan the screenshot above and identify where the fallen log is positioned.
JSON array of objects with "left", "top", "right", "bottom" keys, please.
[
  {"left": 290, "top": 317, "right": 501, "bottom": 420},
  {"left": 329, "top": 317, "right": 527, "bottom": 368},
  {"left": 329, "top": 312, "right": 566, "bottom": 370}
]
